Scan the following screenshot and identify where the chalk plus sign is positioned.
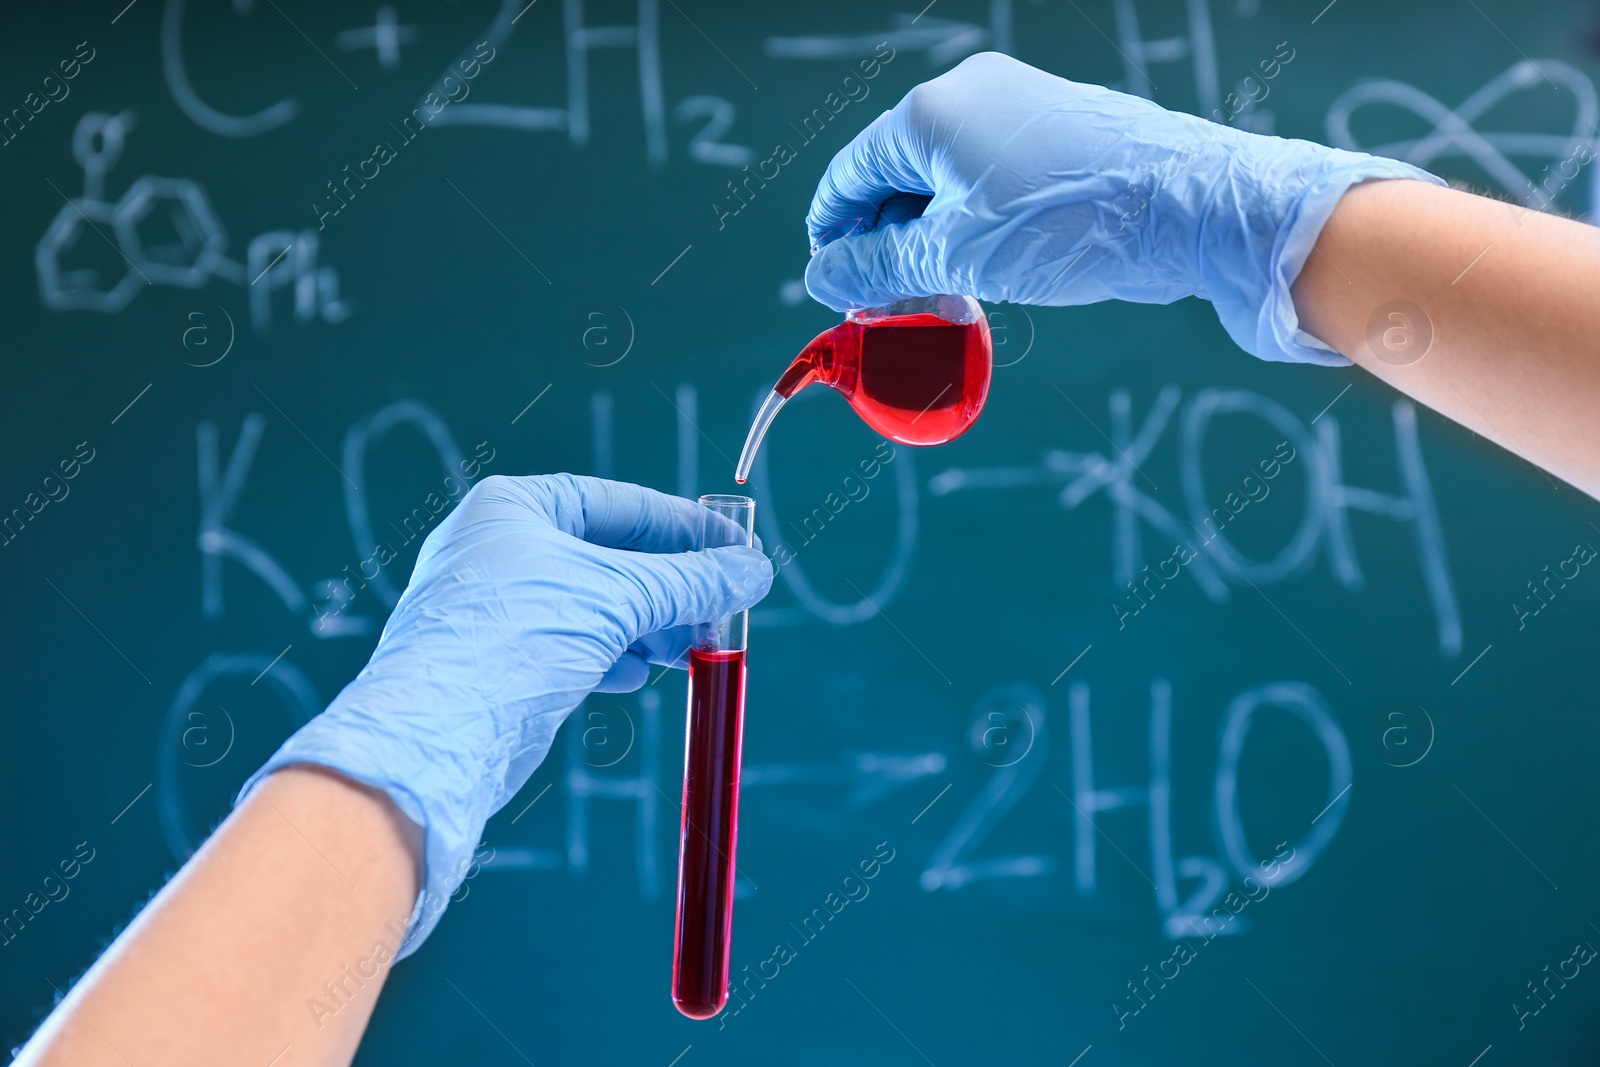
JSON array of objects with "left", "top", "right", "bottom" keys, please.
[{"left": 334, "top": 6, "right": 418, "bottom": 71}]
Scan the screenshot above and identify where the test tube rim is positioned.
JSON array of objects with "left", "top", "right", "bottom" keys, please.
[{"left": 699, "top": 493, "right": 756, "bottom": 510}]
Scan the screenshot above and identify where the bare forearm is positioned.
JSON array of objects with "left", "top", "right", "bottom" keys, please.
[
  {"left": 1293, "top": 179, "right": 1600, "bottom": 497},
  {"left": 17, "top": 767, "right": 423, "bottom": 1067}
]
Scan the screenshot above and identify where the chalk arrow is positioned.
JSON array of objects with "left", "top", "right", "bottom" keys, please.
[
  {"left": 764, "top": 15, "right": 988, "bottom": 65},
  {"left": 742, "top": 750, "right": 948, "bottom": 809}
]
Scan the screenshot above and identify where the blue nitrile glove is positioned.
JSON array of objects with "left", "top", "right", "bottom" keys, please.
[
  {"left": 804, "top": 52, "right": 1444, "bottom": 365},
  {"left": 237, "top": 475, "right": 772, "bottom": 956}
]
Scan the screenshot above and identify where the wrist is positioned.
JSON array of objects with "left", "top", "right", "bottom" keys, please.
[
  {"left": 260, "top": 765, "right": 426, "bottom": 891},
  {"left": 1196, "top": 135, "right": 1444, "bottom": 362},
  {"left": 237, "top": 682, "right": 503, "bottom": 958}
]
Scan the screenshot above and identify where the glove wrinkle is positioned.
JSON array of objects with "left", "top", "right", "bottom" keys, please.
[
  {"left": 235, "top": 476, "right": 773, "bottom": 958},
  {"left": 803, "top": 51, "right": 1442, "bottom": 361}
]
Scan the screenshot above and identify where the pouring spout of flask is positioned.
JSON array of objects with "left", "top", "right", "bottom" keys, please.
[
  {"left": 734, "top": 342, "right": 831, "bottom": 484},
  {"left": 734, "top": 389, "right": 790, "bottom": 484}
]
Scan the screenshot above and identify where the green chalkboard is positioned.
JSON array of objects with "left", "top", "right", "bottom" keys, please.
[{"left": 3, "top": 1, "right": 1600, "bottom": 1063}]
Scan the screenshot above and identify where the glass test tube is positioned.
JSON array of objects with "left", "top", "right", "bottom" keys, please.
[{"left": 671, "top": 494, "right": 754, "bottom": 1020}]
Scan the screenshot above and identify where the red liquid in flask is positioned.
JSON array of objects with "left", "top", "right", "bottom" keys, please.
[
  {"left": 672, "top": 647, "right": 748, "bottom": 1020},
  {"left": 735, "top": 296, "right": 992, "bottom": 484}
]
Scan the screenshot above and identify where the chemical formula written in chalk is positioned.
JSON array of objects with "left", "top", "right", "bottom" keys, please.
[{"left": 36, "top": 111, "right": 349, "bottom": 332}]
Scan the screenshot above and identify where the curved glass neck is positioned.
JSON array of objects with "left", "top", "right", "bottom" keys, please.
[{"left": 734, "top": 389, "right": 788, "bottom": 485}]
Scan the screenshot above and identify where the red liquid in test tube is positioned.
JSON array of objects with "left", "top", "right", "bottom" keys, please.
[
  {"left": 672, "top": 647, "right": 747, "bottom": 1019},
  {"left": 672, "top": 495, "right": 756, "bottom": 1020}
]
